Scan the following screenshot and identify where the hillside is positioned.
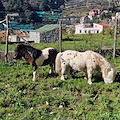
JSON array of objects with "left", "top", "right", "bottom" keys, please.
[
  {"left": 0, "top": 0, "right": 120, "bottom": 25},
  {"left": 0, "top": 0, "right": 66, "bottom": 23},
  {"left": 63, "top": 0, "right": 118, "bottom": 17}
]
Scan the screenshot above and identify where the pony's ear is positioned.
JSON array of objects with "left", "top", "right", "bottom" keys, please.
[
  {"left": 19, "top": 44, "right": 24, "bottom": 47},
  {"left": 18, "top": 44, "right": 25, "bottom": 50},
  {"left": 17, "top": 44, "right": 22, "bottom": 48}
]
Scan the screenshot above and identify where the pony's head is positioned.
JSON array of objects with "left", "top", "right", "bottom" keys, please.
[
  {"left": 103, "top": 66, "right": 116, "bottom": 84},
  {"left": 13, "top": 44, "right": 25, "bottom": 59}
]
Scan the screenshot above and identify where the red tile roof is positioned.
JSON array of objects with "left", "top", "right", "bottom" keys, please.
[{"left": 97, "top": 23, "right": 110, "bottom": 27}]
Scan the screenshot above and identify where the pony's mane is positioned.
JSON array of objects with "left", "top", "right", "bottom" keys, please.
[
  {"left": 21, "top": 44, "right": 42, "bottom": 60},
  {"left": 94, "top": 51, "right": 110, "bottom": 68}
]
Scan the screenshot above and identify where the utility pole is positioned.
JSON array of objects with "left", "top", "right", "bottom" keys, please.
[
  {"left": 59, "top": 20, "right": 62, "bottom": 52},
  {"left": 86, "top": 1, "right": 89, "bottom": 8},
  {"left": 113, "top": 17, "right": 118, "bottom": 58},
  {"left": 109, "top": 1, "right": 111, "bottom": 8}
]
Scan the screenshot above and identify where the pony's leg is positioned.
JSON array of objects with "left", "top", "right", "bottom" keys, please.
[
  {"left": 84, "top": 72, "right": 88, "bottom": 80},
  {"left": 61, "top": 65, "right": 66, "bottom": 80},
  {"left": 49, "top": 63, "right": 54, "bottom": 74},
  {"left": 87, "top": 67, "right": 93, "bottom": 85},
  {"left": 33, "top": 70, "right": 37, "bottom": 81},
  {"left": 32, "top": 64, "right": 37, "bottom": 81},
  {"left": 66, "top": 67, "right": 72, "bottom": 79}
]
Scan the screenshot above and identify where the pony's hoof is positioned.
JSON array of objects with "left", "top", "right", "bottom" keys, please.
[
  {"left": 61, "top": 76, "right": 65, "bottom": 80},
  {"left": 33, "top": 79, "right": 36, "bottom": 82},
  {"left": 88, "top": 81, "right": 92, "bottom": 85}
]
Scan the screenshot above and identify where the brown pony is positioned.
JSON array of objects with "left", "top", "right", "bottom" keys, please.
[{"left": 13, "top": 44, "right": 58, "bottom": 81}]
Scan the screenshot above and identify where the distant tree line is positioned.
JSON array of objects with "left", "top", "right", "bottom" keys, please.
[{"left": 0, "top": 0, "right": 70, "bottom": 24}]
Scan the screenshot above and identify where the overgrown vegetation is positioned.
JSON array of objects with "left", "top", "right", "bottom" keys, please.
[
  {"left": 0, "top": 33, "right": 120, "bottom": 119},
  {"left": 0, "top": 0, "right": 65, "bottom": 23}
]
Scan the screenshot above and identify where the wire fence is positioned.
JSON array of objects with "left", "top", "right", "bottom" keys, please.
[{"left": 61, "top": 35, "right": 120, "bottom": 58}]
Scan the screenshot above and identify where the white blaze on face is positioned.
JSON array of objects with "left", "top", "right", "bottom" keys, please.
[{"left": 104, "top": 67, "right": 115, "bottom": 84}]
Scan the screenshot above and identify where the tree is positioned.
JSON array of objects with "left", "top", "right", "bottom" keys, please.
[
  {"left": 0, "top": 0, "right": 4, "bottom": 11},
  {"left": 39, "top": 0, "right": 50, "bottom": 11},
  {"left": 0, "top": 0, "right": 66, "bottom": 23},
  {"left": 105, "top": 28, "right": 114, "bottom": 39},
  {"left": 28, "top": 0, "right": 39, "bottom": 10},
  {"left": 24, "top": 10, "right": 34, "bottom": 23}
]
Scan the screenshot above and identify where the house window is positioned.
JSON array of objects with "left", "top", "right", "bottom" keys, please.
[
  {"left": 97, "top": 30, "right": 99, "bottom": 33},
  {"left": 95, "top": 25, "right": 97, "bottom": 27},
  {"left": 80, "top": 30, "right": 82, "bottom": 33},
  {"left": 85, "top": 30, "right": 87, "bottom": 33},
  {"left": 88, "top": 30, "right": 91, "bottom": 33}
]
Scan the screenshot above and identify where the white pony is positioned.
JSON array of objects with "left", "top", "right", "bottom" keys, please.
[{"left": 55, "top": 50, "right": 115, "bottom": 85}]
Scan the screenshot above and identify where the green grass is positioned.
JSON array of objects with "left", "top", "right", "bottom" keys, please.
[
  {"left": 1, "top": 33, "right": 120, "bottom": 52},
  {"left": 0, "top": 33, "right": 120, "bottom": 119}
]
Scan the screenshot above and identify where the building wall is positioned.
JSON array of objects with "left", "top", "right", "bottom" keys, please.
[
  {"left": 89, "top": 9, "right": 100, "bottom": 17},
  {"left": 75, "top": 23, "right": 103, "bottom": 34},
  {"left": 40, "top": 28, "right": 59, "bottom": 43},
  {"left": 30, "top": 28, "right": 59, "bottom": 43},
  {"left": 116, "top": 12, "right": 120, "bottom": 19},
  {"left": 30, "top": 32, "right": 40, "bottom": 43},
  {"left": 9, "top": 35, "right": 20, "bottom": 42},
  {"left": 93, "top": 23, "right": 103, "bottom": 33},
  {"left": 80, "top": 16, "right": 90, "bottom": 24},
  {"left": 0, "top": 31, "right": 6, "bottom": 42},
  {"left": 9, "top": 35, "right": 30, "bottom": 42}
]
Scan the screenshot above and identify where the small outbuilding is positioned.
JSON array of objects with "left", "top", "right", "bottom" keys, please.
[
  {"left": 30, "top": 24, "right": 59, "bottom": 43},
  {"left": 0, "top": 31, "right": 6, "bottom": 42}
]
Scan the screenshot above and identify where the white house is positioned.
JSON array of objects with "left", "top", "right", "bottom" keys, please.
[
  {"left": 112, "top": 12, "right": 120, "bottom": 23},
  {"left": 80, "top": 16, "right": 90, "bottom": 23},
  {"left": 116, "top": 12, "right": 120, "bottom": 18},
  {"left": 75, "top": 23, "right": 110, "bottom": 34}
]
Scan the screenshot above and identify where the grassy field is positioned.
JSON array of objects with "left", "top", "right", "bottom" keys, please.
[
  {"left": 0, "top": 33, "right": 120, "bottom": 120},
  {"left": 1, "top": 33, "right": 120, "bottom": 51}
]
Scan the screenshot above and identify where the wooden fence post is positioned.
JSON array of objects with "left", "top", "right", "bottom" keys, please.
[
  {"left": 113, "top": 17, "right": 117, "bottom": 58},
  {"left": 99, "top": 37, "right": 104, "bottom": 54},
  {"left": 4, "top": 15, "right": 9, "bottom": 62},
  {"left": 59, "top": 21, "right": 62, "bottom": 52},
  {"left": 4, "top": 13, "right": 19, "bottom": 62}
]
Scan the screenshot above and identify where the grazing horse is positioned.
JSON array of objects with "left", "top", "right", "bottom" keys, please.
[
  {"left": 55, "top": 50, "right": 115, "bottom": 85},
  {"left": 13, "top": 44, "right": 58, "bottom": 81}
]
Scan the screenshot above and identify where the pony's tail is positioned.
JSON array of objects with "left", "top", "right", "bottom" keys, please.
[{"left": 55, "top": 52, "right": 61, "bottom": 76}]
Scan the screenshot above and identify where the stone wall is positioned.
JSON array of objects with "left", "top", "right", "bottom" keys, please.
[
  {"left": 30, "top": 28, "right": 59, "bottom": 43},
  {"left": 0, "top": 51, "right": 14, "bottom": 61},
  {"left": 40, "top": 28, "right": 59, "bottom": 43}
]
